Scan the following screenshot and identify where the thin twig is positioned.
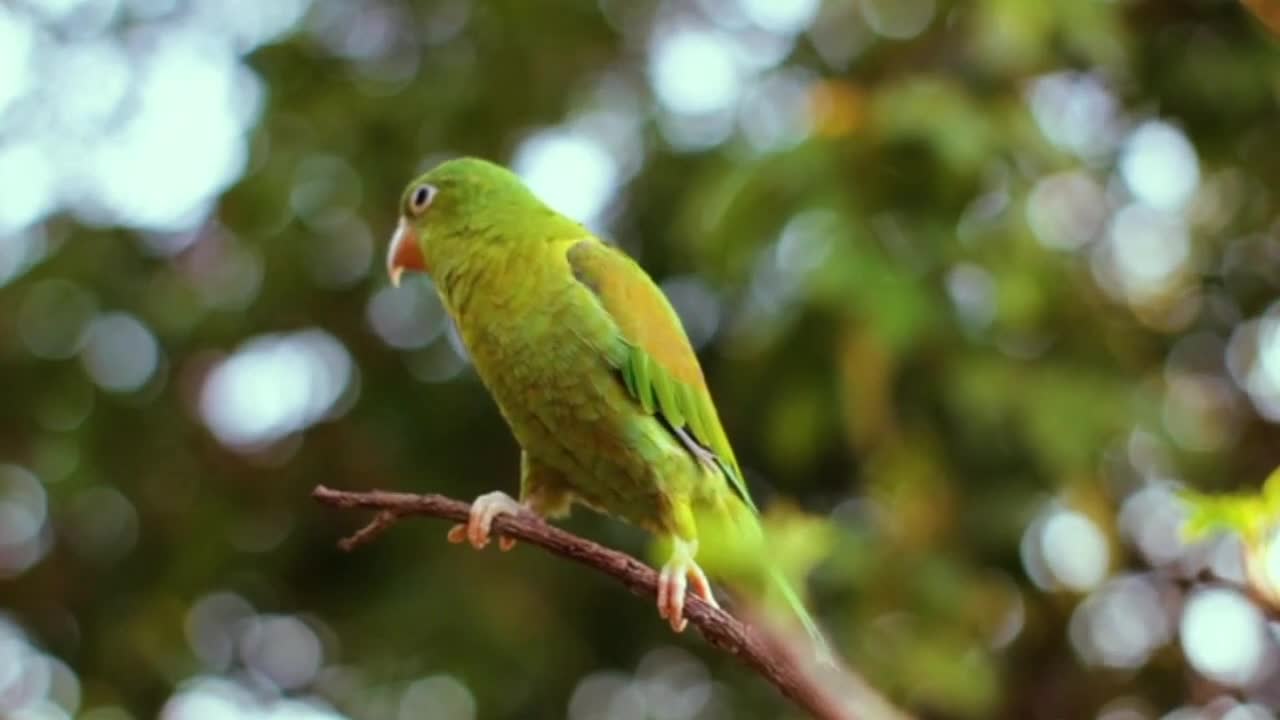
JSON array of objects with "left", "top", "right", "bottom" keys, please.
[
  {"left": 312, "top": 485, "right": 910, "bottom": 720},
  {"left": 337, "top": 510, "right": 400, "bottom": 551}
]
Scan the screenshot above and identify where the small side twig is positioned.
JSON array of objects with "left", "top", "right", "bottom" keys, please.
[
  {"left": 312, "top": 485, "right": 909, "bottom": 720},
  {"left": 337, "top": 510, "right": 400, "bottom": 551}
]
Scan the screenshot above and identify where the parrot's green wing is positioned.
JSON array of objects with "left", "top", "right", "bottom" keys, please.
[{"left": 567, "top": 239, "right": 757, "bottom": 513}]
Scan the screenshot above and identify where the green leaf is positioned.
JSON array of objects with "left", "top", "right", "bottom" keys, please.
[
  {"left": 1263, "top": 466, "right": 1280, "bottom": 517},
  {"left": 1178, "top": 483, "right": 1279, "bottom": 545}
]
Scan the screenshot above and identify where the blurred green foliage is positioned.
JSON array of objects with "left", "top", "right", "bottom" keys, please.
[
  {"left": 1181, "top": 467, "right": 1280, "bottom": 545},
  {"left": 3, "top": 1, "right": 1280, "bottom": 719}
]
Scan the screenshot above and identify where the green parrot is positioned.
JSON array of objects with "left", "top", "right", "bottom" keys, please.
[{"left": 386, "top": 157, "right": 825, "bottom": 650}]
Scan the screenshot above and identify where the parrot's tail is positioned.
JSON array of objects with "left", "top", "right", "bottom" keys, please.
[
  {"left": 767, "top": 565, "right": 835, "bottom": 666},
  {"left": 715, "top": 494, "right": 835, "bottom": 665}
]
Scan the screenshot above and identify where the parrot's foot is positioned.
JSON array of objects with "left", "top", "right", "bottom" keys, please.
[
  {"left": 447, "top": 491, "right": 523, "bottom": 551},
  {"left": 656, "top": 538, "right": 719, "bottom": 633}
]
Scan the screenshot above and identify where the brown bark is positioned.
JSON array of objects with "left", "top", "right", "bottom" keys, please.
[{"left": 312, "top": 485, "right": 911, "bottom": 720}]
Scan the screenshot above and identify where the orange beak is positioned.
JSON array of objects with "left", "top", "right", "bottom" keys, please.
[{"left": 387, "top": 218, "right": 427, "bottom": 287}]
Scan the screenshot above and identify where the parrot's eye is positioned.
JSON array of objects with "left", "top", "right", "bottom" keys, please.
[{"left": 407, "top": 183, "right": 437, "bottom": 216}]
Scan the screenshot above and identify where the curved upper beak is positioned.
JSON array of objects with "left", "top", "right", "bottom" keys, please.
[{"left": 386, "top": 218, "right": 427, "bottom": 287}]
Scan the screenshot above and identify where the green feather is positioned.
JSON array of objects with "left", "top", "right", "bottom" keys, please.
[
  {"left": 633, "top": 352, "right": 656, "bottom": 413},
  {"left": 621, "top": 348, "right": 639, "bottom": 399},
  {"left": 654, "top": 371, "right": 684, "bottom": 427}
]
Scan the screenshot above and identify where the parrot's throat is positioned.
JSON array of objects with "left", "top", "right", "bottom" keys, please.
[
  {"left": 436, "top": 235, "right": 548, "bottom": 328},
  {"left": 436, "top": 242, "right": 504, "bottom": 321}
]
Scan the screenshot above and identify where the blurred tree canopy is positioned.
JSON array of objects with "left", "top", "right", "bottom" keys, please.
[{"left": 2, "top": 0, "right": 1280, "bottom": 718}]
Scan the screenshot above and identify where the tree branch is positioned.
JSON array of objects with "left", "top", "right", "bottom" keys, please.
[{"left": 312, "top": 485, "right": 910, "bottom": 720}]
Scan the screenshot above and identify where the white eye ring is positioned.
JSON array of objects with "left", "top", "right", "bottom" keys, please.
[{"left": 408, "top": 183, "right": 437, "bottom": 216}]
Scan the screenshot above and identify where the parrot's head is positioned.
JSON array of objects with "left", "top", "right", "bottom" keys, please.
[{"left": 386, "top": 156, "right": 547, "bottom": 286}]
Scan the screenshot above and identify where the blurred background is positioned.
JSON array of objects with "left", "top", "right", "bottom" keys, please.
[{"left": 2, "top": 0, "right": 1280, "bottom": 718}]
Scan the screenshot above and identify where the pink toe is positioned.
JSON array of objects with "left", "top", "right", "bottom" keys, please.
[{"left": 447, "top": 525, "right": 467, "bottom": 543}]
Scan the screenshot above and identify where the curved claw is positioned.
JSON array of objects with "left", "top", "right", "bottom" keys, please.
[
  {"left": 447, "top": 524, "right": 468, "bottom": 544},
  {"left": 656, "top": 538, "right": 714, "bottom": 633},
  {"left": 688, "top": 563, "right": 719, "bottom": 609},
  {"left": 448, "top": 491, "right": 522, "bottom": 550}
]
